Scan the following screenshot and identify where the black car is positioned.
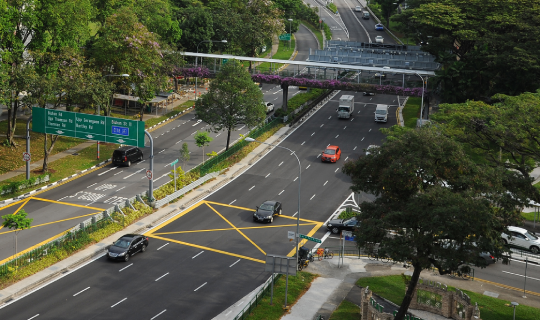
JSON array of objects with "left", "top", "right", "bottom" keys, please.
[
  {"left": 362, "top": 92, "right": 375, "bottom": 96},
  {"left": 253, "top": 200, "right": 282, "bottom": 223},
  {"left": 112, "top": 146, "right": 143, "bottom": 167},
  {"left": 326, "top": 217, "right": 360, "bottom": 234},
  {"left": 107, "top": 234, "right": 149, "bottom": 262},
  {"left": 477, "top": 252, "right": 496, "bottom": 267}
]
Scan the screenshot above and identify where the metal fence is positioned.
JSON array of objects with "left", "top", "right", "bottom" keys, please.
[
  {"left": 153, "top": 172, "right": 220, "bottom": 208},
  {"left": 233, "top": 274, "right": 282, "bottom": 320}
]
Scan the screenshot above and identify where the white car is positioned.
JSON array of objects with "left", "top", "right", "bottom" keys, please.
[
  {"left": 365, "top": 145, "right": 379, "bottom": 156},
  {"left": 265, "top": 102, "right": 274, "bottom": 113},
  {"left": 375, "top": 36, "right": 384, "bottom": 44},
  {"left": 355, "top": 6, "right": 362, "bottom": 12},
  {"left": 502, "top": 226, "right": 540, "bottom": 254}
]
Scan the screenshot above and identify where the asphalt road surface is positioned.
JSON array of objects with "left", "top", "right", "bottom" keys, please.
[{"left": 0, "top": 91, "right": 400, "bottom": 319}]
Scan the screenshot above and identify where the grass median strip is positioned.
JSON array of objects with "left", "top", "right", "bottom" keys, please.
[
  {"left": 402, "top": 97, "right": 421, "bottom": 129},
  {"left": 329, "top": 300, "right": 361, "bottom": 320},
  {"left": 256, "top": 36, "right": 296, "bottom": 72}
]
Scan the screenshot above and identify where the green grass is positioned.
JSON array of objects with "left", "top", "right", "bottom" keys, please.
[
  {"left": 402, "top": 97, "right": 421, "bottom": 128},
  {"left": 301, "top": 21, "right": 324, "bottom": 49},
  {"left": 327, "top": 3, "right": 338, "bottom": 13},
  {"left": 522, "top": 211, "right": 539, "bottom": 222},
  {"left": 241, "top": 272, "right": 317, "bottom": 320},
  {"left": 256, "top": 36, "right": 296, "bottom": 72},
  {"left": 356, "top": 275, "right": 540, "bottom": 320},
  {"left": 145, "top": 100, "right": 194, "bottom": 128},
  {"left": 329, "top": 300, "right": 361, "bottom": 320},
  {"left": 338, "top": 210, "right": 357, "bottom": 220}
]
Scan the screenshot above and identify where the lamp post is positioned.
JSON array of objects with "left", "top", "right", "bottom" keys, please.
[
  {"left": 511, "top": 302, "right": 519, "bottom": 320},
  {"left": 99, "top": 74, "right": 129, "bottom": 159},
  {"left": 195, "top": 40, "right": 227, "bottom": 101},
  {"left": 245, "top": 137, "right": 302, "bottom": 270},
  {"left": 288, "top": 19, "right": 293, "bottom": 50},
  {"left": 415, "top": 72, "right": 427, "bottom": 126}
]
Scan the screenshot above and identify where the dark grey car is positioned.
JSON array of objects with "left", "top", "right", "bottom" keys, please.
[
  {"left": 253, "top": 200, "right": 282, "bottom": 223},
  {"left": 107, "top": 234, "right": 149, "bottom": 262}
]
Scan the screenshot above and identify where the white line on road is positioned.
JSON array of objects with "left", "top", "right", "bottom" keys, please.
[
  {"left": 317, "top": 154, "right": 321, "bottom": 158},
  {"left": 192, "top": 120, "right": 202, "bottom": 126},
  {"left": 114, "top": 170, "right": 123, "bottom": 176},
  {"left": 293, "top": 212, "right": 298, "bottom": 217},
  {"left": 238, "top": 125, "right": 245, "bottom": 131},
  {"left": 361, "top": 137, "right": 365, "bottom": 141},
  {"left": 335, "top": 135, "right": 339, "bottom": 138},
  {"left": 345, "top": 157, "right": 348, "bottom": 161},
  {"left": 335, "top": 168, "right": 340, "bottom": 173},
  {"left": 249, "top": 186, "right": 255, "bottom": 191},
  {"left": 294, "top": 177, "right": 298, "bottom": 181},
  {"left": 192, "top": 251, "right": 204, "bottom": 259},
  {"left": 279, "top": 161, "right": 284, "bottom": 166},
  {"left": 393, "top": 100, "right": 395, "bottom": 102},
  {"left": 119, "top": 263, "right": 133, "bottom": 272},
  {"left": 320, "top": 124, "right": 324, "bottom": 128},
  {"left": 157, "top": 243, "right": 169, "bottom": 250},
  {"left": 111, "top": 298, "right": 127, "bottom": 308},
  {"left": 301, "top": 141, "right": 306, "bottom": 145},
  {"left": 306, "top": 165, "right": 310, "bottom": 169},
  {"left": 116, "top": 186, "right": 126, "bottom": 192},
  {"left": 327, "top": 144, "right": 330, "bottom": 147},
  {"left": 278, "top": 190, "right": 285, "bottom": 195},
  {"left": 194, "top": 282, "right": 207, "bottom": 291},
  {"left": 310, "top": 194, "right": 316, "bottom": 200},
  {"left": 370, "top": 98, "right": 372, "bottom": 101},
  {"left": 216, "top": 133, "right": 221, "bottom": 137},
  {"left": 150, "top": 310, "right": 167, "bottom": 320},
  {"left": 73, "top": 287, "right": 91, "bottom": 296},
  {"left": 265, "top": 173, "right": 271, "bottom": 178},
  {"left": 85, "top": 201, "right": 97, "bottom": 207},
  {"left": 123, "top": 169, "right": 144, "bottom": 179},
  {"left": 159, "top": 149, "right": 165, "bottom": 154},
  {"left": 229, "top": 199, "right": 236, "bottom": 205},
  {"left": 176, "top": 140, "right": 182, "bottom": 144},
  {"left": 369, "top": 128, "right": 372, "bottom": 132},
  {"left": 324, "top": 181, "right": 328, "bottom": 186},
  {"left": 502, "top": 271, "right": 540, "bottom": 281},
  {"left": 154, "top": 136, "right": 159, "bottom": 139},
  {"left": 230, "top": 259, "right": 241, "bottom": 267},
  {"left": 87, "top": 183, "right": 97, "bottom": 188},
  {"left": 343, "top": 126, "right": 347, "bottom": 129},
  {"left": 139, "top": 160, "right": 145, "bottom": 164},
  {"left": 98, "top": 167, "right": 117, "bottom": 176},
  {"left": 167, "top": 130, "right": 170, "bottom": 133},
  {"left": 357, "top": 111, "right": 361, "bottom": 113},
  {"left": 353, "top": 146, "right": 357, "bottom": 150},
  {"left": 141, "top": 176, "right": 146, "bottom": 179},
  {"left": 155, "top": 272, "right": 169, "bottom": 281},
  {"left": 328, "top": 116, "right": 332, "bottom": 119},
  {"left": 161, "top": 133, "right": 164, "bottom": 136},
  {"left": 28, "top": 315, "right": 39, "bottom": 320},
  {"left": 311, "top": 132, "right": 315, "bottom": 136},
  {"left": 350, "top": 118, "right": 354, "bottom": 121}
]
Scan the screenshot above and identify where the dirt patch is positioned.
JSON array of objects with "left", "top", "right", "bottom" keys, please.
[{"left": 32, "top": 169, "right": 57, "bottom": 174}]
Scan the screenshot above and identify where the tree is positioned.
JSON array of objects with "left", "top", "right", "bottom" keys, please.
[
  {"left": 194, "top": 131, "right": 213, "bottom": 164},
  {"left": 180, "top": 142, "right": 190, "bottom": 169},
  {"left": 195, "top": 59, "right": 265, "bottom": 150},
  {"left": 177, "top": 6, "right": 214, "bottom": 53},
  {"left": 375, "top": 0, "right": 404, "bottom": 27},
  {"left": 2, "top": 209, "right": 33, "bottom": 265},
  {"left": 342, "top": 126, "right": 523, "bottom": 320}
]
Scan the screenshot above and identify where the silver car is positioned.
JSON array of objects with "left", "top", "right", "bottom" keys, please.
[{"left": 502, "top": 226, "right": 540, "bottom": 254}]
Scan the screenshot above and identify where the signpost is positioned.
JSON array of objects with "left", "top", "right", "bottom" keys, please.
[
  {"left": 32, "top": 107, "right": 145, "bottom": 147},
  {"left": 146, "top": 170, "right": 153, "bottom": 180},
  {"left": 299, "top": 234, "right": 321, "bottom": 243},
  {"left": 170, "top": 159, "right": 178, "bottom": 191},
  {"left": 287, "top": 231, "right": 296, "bottom": 240},
  {"left": 265, "top": 254, "right": 296, "bottom": 307},
  {"left": 278, "top": 33, "right": 291, "bottom": 41},
  {"left": 23, "top": 152, "right": 31, "bottom": 162}
]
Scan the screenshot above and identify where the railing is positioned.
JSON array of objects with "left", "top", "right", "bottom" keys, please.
[
  {"left": 152, "top": 172, "right": 220, "bottom": 208},
  {"left": 233, "top": 274, "right": 282, "bottom": 320}
]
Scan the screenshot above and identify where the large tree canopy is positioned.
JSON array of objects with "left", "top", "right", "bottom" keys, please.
[{"left": 343, "top": 126, "right": 523, "bottom": 320}]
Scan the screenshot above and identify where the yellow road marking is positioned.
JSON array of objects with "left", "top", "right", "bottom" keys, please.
[
  {"left": 0, "top": 198, "right": 30, "bottom": 212},
  {"left": 474, "top": 277, "right": 540, "bottom": 297},
  {"left": 0, "top": 211, "right": 101, "bottom": 235},
  {"left": 206, "top": 203, "right": 266, "bottom": 255},
  {"left": 287, "top": 222, "right": 324, "bottom": 257},
  {"left": 279, "top": 215, "right": 321, "bottom": 223},
  {"left": 144, "top": 201, "right": 206, "bottom": 235},
  {"left": 0, "top": 198, "right": 32, "bottom": 231},
  {"left": 152, "top": 223, "right": 318, "bottom": 236},
  {"left": 0, "top": 229, "right": 70, "bottom": 265},
  {"left": 204, "top": 201, "right": 256, "bottom": 212},
  {"left": 30, "top": 197, "right": 104, "bottom": 211},
  {"left": 148, "top": 234, "right": 265, "bottom": 264}
]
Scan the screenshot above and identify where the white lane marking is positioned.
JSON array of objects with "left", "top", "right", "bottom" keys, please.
[
  {"left": 87, "top": 183, "right": 97, "bottom": 188},
  {"left": 328, "top": 116, "right": 332, "bottom": 119},
  {"left": 154, "top": 136, "right": 159, "bottom": 139},
  {"left": 161, "top": 133, "right": 164, "bottom": 136},
  {"left": 357, "top": 111, "right": 361, "bottom": 113},
  {"left": 171, "top": 128, "right": 175, "bottom": 130},
  {"left": 157, "top": 243, "right": 169, "bottom": 250},
  {"left": 317, "top": 154, "right": 321, "bottom": 158},
  {"left": 155, "top": 272, "right": 169, "bottom": 281},
  {"left": 278, "top": 190, "right": 285, "bottom": 195},
  {"left": 265, "top": 173, "right": 271, "bottom": 178},
  {"left": 393, "top": 99, "right": 395, "bottom": 102},
  {"left": 361, "top": 137, "right": 365, "bottom": 141},
  {"left": 249, "top": 186, "right": 255, "bottom": 191},
  {"left": 278, "top": 161, "right": 284, "bottom": 166},
  {"left": 343, "top": 126, "right": 347, "bottom": 129},
  {"left": 229, "top": 199, "right": 237, "bottom": 205},
  {"left": 320, "top": 124, "right": 324, "bottom": 128},
  {"left": 345, "top": 157, "right": 348, "bottom": 161},
  {"left": 116, "top": 186, "right": 126, "bottom": 192},
  {"left": 353, "top": 146, "right": 357, "bottom": 150},
  {"left": 176, "top": 140, "right": 182, "bottom": 144},
  {"left": 310, "top": 194, "right": 316, "bottom": 200},
  {"left": 335, "top": 135, "right": 339, "bottom": 138},
  {"left": 311, "top": 132, "right": 315, "bottom": 136},
  {"left": 324, "top": 181, "right": 328, "bottom": 186},
  {"left": 98, "top": 167, "right": 117, "bottom": 176},
  {"left": 167, "top": 130, "right": 170, "bottom": 133},
  {"left": 238, "top": 125, "right": 245, "bottom": 131},
  {"left": 140, "top": 176, "right": 146, "bottom": 179},
  {"left": 351, "top": 118, "right": 354, "bottom": 121},
  {"left": 369, "top": 128, "right": 372, "bottom": 132},
  {"left": 192, "top": 119, "right": 202, "bottom": 126},
  {"left": 139, "top": 160, "right": 145, "bottom": 164},
  {"left": 301, "top": 141, "right": 306, "bottom": 145},
  {"left": 85, "top": 201, "right": 97, "bottom": 207},
  {"left": 502, "top": 271, "right": 540, "bottom": 281},
  {"left": 370, "top": 98, "right": 373, "bottom": 101},
  {"left": 114, "top": 170, "right": 123, "bottom": 176},
  {"left": 327, "top": 144, "right": 330, "bottom": 147},
  {"left": 111, "top": 298, "right": 127, "bottom": 308},
  {"left": 294, "top": 177, "right": 298, "bottom": 181},
  {"left": 123, "top": 169, "right": 144, "bottom": 179},
  {"left": 192, "top": 251, "right": 204, "bottom": 259},
  {"left": 151, "top": 310, "right": 167, "bottom": 320},
  {"left": 158, "top": 149, "right": 165, "bottom": 154},
  {"left": 154, "top": 173, "right": 169, "bottom": 182},
  {"left": 28, "top": 315, "right": 39, "bottom": 320},
  {"left": 194, "top": 282, "right": 207, "bottom": 291},
  {"left": 364, "top": 104, "right": 367, "bottom": 107},
  {"left": 216, "top": 133, "right": 222, "bottom": 137},
  {"left": 290, "top": 152, "right": 295, "bottom": 156},
  {"left": 293, "top": 212, "right": 298, "bottom": 217},
  {"left": 306, "top": 165, "right": 310, "bottom": 169},
  {"left": 335, "top": 168, "right": 340, "bottom": 173},
  {"left": 230, "top": 259, "right": 241, "bottom": 267},
  {"left": 119, "top": 263, "right": 133, "bottom": 272},
  {"left": 73, "top": 287, "right": 91, "bottom": 296}
]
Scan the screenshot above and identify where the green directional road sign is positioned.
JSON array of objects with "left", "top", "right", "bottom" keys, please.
[
  {"left": 279, "top": 33, "right": 291, "bottom": 41},
  {"left": 170, "top": 159, "right": 179, "bottom": 167},
  {"left": 32, "top": 107, "right": 145, "bottom": 147},
  {"left": 222, "top": 58, "right": 229, "bottom": 65},
  {"left": 299, "top": 234, "right": 321, "bottom": 243}
]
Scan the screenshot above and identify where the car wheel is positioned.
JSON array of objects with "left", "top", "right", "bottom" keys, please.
[
  {"left": 124, "top": 254, "right": 130, "bottom": 262},
  {"left": 531, "top": 246, "right": 539, "bottom": 254},
  {"left": 332, "top": 227, "right": 339, "bottom": 234},
  {"left": 278, "top": 209, "right": 282, "bottom": 215},
  {"left": 270, "top": 216, "right": 274, "bottom": 223},
  {"left": 141, "top": 245, "right": 146, "bottom": 253},
  {"left": 126, "top": 161, "right": 131, "bottom": 167}
]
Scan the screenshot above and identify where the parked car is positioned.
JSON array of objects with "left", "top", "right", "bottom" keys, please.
[
  {"left": 326, "top": 217, "right": 360, "bottom": 234},
  {"left": 321, "top": 145, "right": 342, "bottom": 163},
  {"left": 265, "top": 102, "right": 275, "bottom": 113},
  {"left": 502, "top": 226, "right": 540, "bottom": 254},
  {"left": 112, "top": 146, "right": 143, "bottom": 167},
  {"left": 253, "top": 200, "right": 282, "bottom": 223},
  {"left": 363, "top": 92, "right": 375, "bottom": 96},
  {"left": 375, "top": 24, "right": 384, "bottom": 31},
  {"left": 375, "top": 36, "right": 384, "bottom": 43},
  {"left": 107, "top": 234, "right": 149, "bottom": 262}
]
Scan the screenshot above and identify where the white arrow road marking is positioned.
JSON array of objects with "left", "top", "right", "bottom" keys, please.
[{"left": 98, "top": 167, "right": 117, "bottom": 176}]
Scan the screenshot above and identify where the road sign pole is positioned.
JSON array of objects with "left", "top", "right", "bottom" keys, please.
[
  {"left": 145, "top": 130, "right": 154, "bottom": 202},
  {"left": 174, "top": 162, "right": 177, "bottom": 192},
  {"left": 26, "top": 116, "right": 32, "bottom": 180},
  {"left": 97, "top": 141, "right": 100, "bottom": 160}
]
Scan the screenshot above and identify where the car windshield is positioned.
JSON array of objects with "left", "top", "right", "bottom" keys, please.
[
  {"left": 526, "top": 231, "right": 538, "bottom": 240},
  {"left": 324, "top": 149, "right": 336, "bottom": 155},
  {"left": 260, "top": 204, "right": 273, "bottom": 211},
  {"left": 376, "top": 110, "right": 387, "bottom": 114},
  {"left": 114, "top": 238, "right": 131, "bottom": 248},
  {"left": 338, "top": 106, "right": 350, "bottom": 112}
]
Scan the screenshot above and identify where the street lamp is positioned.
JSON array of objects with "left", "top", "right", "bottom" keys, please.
[
  {"left": 195, "top": 40, "right": 227, "bottom": 101},
  {"left": 511, "top": 302, "right": 519, "bottom": 320},
  {"left": 415, "top": 72, "right": 427, "bottom": 126},
  {"left": 245, "top": 137, "right": 302, "bottom": 270},
  {"left": 99, "top": 74, "right": 129, "bottom": 159},
  {"left": 288, "top": 19, "right": 293, "bottom": 50}
]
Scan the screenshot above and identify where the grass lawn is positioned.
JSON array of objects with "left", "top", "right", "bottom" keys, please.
[
  {"left": 357, "top": 275, "right": 540, "bottom": 320},
  {"left": 256, "top": 36, "right": 296, "bottom": 72},
  {"left": 329, "top": 300, "right": 361, "bottom": 320},
  {"left": 242, "top": 272, "right": 317, "bottom": 320},
  {"left": 402, "top": 97, "right": 421, "bottom": 128},
  {"left": 302, "top": 21, "right": 324, "bottom": 49}
]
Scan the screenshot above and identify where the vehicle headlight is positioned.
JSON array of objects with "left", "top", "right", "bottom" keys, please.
[
  {"left": 328, "top": 224, "right": 332, "bottom": 227},
  {"left": 118, "top": 252, "right": 126, "bottom": 256}
]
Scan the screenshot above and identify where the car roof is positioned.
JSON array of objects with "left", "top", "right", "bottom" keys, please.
[
  {"left": 508, "top": 226, "right": 528, "bottom": 233},
  {"left": 262, "top": 200, "right": 277, "bottom": 205},
  {"left": 116, "top": 146, "right": 136, "bottom": 152},
  {"left": 326, "top": 145, "right": 339, "bottom": 150}
]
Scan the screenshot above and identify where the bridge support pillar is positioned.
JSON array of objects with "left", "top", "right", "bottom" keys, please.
[{"left": 281, "top": 83, "right": 289, "bottom": 111}]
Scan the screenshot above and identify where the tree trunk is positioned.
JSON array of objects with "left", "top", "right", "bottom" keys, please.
[
  {"left": 394, "top": 264, "right": 422, "bottom": 320},
  {"left": 6, "top": 93, "right": 19, "bottom": 147},
  {"left": 202, "top": 146, "right": 205, "bottom": 164},
  {"left": 42, "top": 134, "right": 60, "bottom": 172},
  {"left": 139, "top": 103, "right": 145, "bottom": 122},
  {"left": 226, "top": 128, "right": 231, "bottom": 151}
]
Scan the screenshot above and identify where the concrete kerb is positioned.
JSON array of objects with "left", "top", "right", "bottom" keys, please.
[
  {"left": 398, "top": 96, "right": 408, "bottom": 127},
  {"left": 302, "top": 22, "right": 321, "bottom": 50}
]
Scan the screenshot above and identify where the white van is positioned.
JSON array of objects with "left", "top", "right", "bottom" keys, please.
[{"left": 374, "top": 104, "right": 388, "bottom": 122}]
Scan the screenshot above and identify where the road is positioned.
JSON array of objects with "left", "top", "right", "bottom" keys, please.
[{"left": 0, "top": 91, "right": 400, "bottom": 319}]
